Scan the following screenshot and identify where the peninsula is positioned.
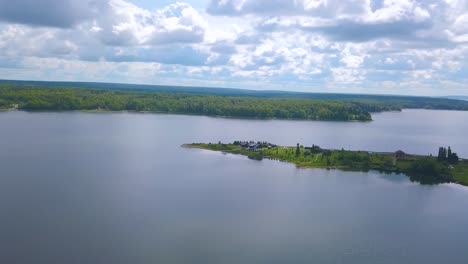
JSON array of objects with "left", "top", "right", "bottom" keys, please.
[
  {"left": 183, "top": 142, "right": 468, "bottom": 186},
  {"left": 3, "top": 82, "right": 468, "bottom": 121}
]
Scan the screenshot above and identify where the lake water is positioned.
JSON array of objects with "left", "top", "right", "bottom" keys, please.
[{"left": 1, "top": 109, "right": 468, "bottom": 264}]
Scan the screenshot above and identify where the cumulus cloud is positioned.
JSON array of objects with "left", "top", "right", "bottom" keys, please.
[
  {"left": 207, "top": 0, "right": 431, "bottom": 21},
  {"left": 244, "top": 0, "right": 434, "bottom": 42},
  {"left": 91, "top": 1, "right": 206, "bottom": 46},
  {"left": 0, "top": 25, "right": 80, "bottom": 60},
  {"left": 0, "top": 1, "right": 211, "bottom": 69},
  {"left": 1, "top": 0, "right": 468, "bottom": 95},
  {"left": 446, "top": 12, "right": 468, "bottom": 42}
]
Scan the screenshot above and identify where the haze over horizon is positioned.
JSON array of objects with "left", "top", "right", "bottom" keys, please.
[{"left": 1, "top": 0, "right": 468, "bottom": 96}]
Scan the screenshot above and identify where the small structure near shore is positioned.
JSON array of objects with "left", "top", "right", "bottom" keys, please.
[
  {"left": 395, "top": 150, "right": 406, "bottom": 159},
  {"left": 248, "top": 143, "right": 260, "bottom": 151},
  {"left": 235, "top": 140, "right": 276, "bottom": 151}
]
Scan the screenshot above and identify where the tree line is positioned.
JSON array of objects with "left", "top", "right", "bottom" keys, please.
[
  {"left": 0, "top": 84, "right": 385, "bottom": 121},
  {"left": 437, "top": 146, "right": 459, "bottom": 164},
  {"left": 4, "top": 84, "right": 468, "bottom": 121}
]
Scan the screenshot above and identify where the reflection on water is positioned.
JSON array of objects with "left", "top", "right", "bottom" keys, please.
[{"left": 0, "top": 110, "right": 468, "bottom": 264}]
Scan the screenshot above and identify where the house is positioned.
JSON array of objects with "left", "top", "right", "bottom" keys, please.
[
  {"left": 240, "top": 141, "right": 249, "bottom": 148},
  {"left": 248, "top": 143, "right": 260, "bottom": 151},
  {"left": 395, "top": 150, "right": 406, "bottom": 159},
  {"left": 305, "top": 144, "right": 322, "bottom": 153}
]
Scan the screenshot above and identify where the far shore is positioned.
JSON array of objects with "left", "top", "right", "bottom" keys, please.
[{"left": 0, "top": 108, "right": 376, "bottom": 122}]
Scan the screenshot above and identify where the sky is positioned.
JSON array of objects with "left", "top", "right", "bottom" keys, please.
[{"left": 0, "top": 0, "right": 468, "bottom": 95}]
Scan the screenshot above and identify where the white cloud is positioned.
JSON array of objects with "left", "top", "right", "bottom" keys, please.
[
  {"left": 385, "top": 57, "right": 396, "bottom": 64},
  {"left": 341, "top": 54, "right": 365, "bottom": 68},
  {"left": 366, "top": 0, "right": 430, "bottom": 23},
  {"left": 93, "top": 0, "right": 206, "bottom": 46},
  {"left": 331, "top": 68, "right": 365, "bottom": 83}
]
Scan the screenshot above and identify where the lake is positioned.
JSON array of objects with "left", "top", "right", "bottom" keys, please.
[{"left": 1, "top": 109, "right": 468, "bottom": 264}]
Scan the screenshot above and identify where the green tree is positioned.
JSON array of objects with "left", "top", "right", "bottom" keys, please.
[{"left": 438, "top": 147, "right": 447, "bottom": 162}]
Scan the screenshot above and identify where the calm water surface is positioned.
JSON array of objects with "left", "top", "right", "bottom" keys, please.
[{"left": 1, "top": 109, "right": 468, "bottom": 264}]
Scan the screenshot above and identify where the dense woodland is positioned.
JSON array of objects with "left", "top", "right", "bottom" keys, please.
[
  {"left": 0, "top": 85, "right": 376, "bottom": 121},
  {"left": 2, "top": 83, "right": 468, "bottom": 121}
]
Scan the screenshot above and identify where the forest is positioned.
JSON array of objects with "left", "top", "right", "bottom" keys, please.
[
  {"left": 0, "top": 84, "right": 376, "bottom": 121},
  {"left": 2, "top": 83, "right": 468, "bottom": 121}
]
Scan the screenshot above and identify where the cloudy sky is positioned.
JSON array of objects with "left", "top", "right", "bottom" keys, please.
[{"left": 1, "top": 0, "right": 468, "bottom": 95}]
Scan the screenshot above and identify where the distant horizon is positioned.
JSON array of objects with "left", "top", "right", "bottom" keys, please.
[{"left": 2, "top": 78, "right": 467, "bottom": 98}]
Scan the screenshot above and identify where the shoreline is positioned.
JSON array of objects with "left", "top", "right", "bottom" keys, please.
[
  {"left": 4, "top": 108, "right": 461, "bottom": 123},
  {"left": 0, "top": 109, "right": 374, "bottom": 122},
  {"left": 183, "top": 142, "right": 468, "bottom": 187}
]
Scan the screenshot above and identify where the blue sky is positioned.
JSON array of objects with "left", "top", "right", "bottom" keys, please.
[{"left": 0, "top": 0, "right": 468, "bottom": 95}]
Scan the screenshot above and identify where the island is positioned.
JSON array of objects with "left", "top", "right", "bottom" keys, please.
[{"left": 183, "top": 142, "right": 468, "bottom": 186}]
